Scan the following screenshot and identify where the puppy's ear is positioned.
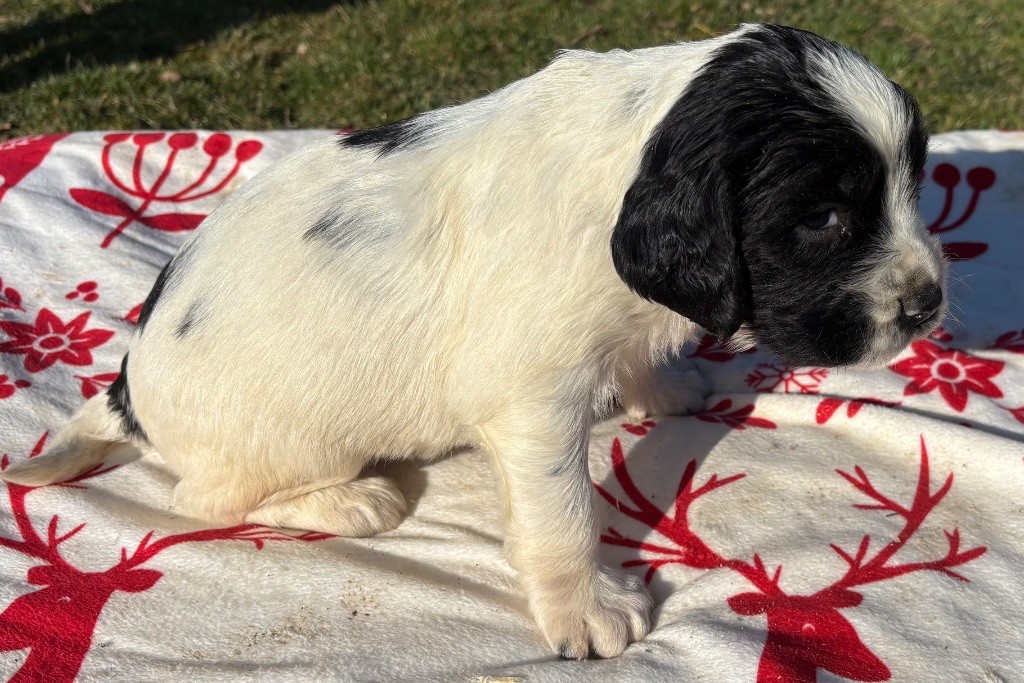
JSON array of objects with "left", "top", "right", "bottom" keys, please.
[{"left": 611, "top": 129, "right": 749, "bottom": 341}]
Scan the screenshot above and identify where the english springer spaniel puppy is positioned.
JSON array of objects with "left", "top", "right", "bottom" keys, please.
[{"left": 4, "top": 24, "right": 944, "bottom": 659}]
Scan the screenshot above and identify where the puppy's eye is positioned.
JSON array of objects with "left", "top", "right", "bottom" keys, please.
[{"left": 803, "top": 209, "right": 839, "bottom": 230}]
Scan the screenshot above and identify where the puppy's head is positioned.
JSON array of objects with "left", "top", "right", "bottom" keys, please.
[{"left": 612, "top": 24, "right": 944, "bottom": 368}]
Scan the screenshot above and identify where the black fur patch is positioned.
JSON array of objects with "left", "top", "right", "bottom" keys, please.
[
  {"left": 136, "top": 240, "right": 196, "bottom": 334},
  {"left": 135, "top": 260, "right": 176, "bottom": 333},
  {"left": 339, "top": 114, "right": 430, "bottom": 157},
  {"left": 612, "top": 24, "right": 925, "bottom": 366},
  {"left": 106, "top": 353, "right": 147, "bottom": 441},
  {"left": 175, "top": 299, "right": 204, "bottom": 338}
]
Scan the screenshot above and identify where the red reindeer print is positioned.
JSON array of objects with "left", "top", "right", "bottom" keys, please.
[
  {"left": 70, "top": 132, "right": 263, "bottom": 248},
  {"left": 889, "top": 340, "right": 1003, "bottom": 412},
  {"left": 924, "top": 162, "right": 995, "bottom": 261},
  {"left": 598, "top": 431, "right": 985, "bottom": 683},
  {"left": 0, "top": 308, "right": 115, "bottom": 374},
  {"left": 746, "top": 364, "right": 828, "bottom": 394},
  {"left": 687, "top": 333, "right": 758, "bottom": 362},
  {"left": 0, "top": 433, "right": 329, "bottom": 683},
  {"left": 74, "top": 372, "right": 120, "bottom": 399},
  {"left": 0, "top": 134, "right": 69, "bottom": 204},
  {"left": 0, "top": 375, "right": 31, "bottom": 400},
  {"left": 815, "top": 397, "right": 900, "bottom": 425},
  {"left": 696, "top": 399, "right": 777, "bottom": 430},
  {"left": 0, "top": 276, "right": 25, "bottom": 312}
]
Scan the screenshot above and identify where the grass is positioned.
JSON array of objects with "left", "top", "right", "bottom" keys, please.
[{"left": 0, "top": 0, "right": 1021, "bottom": 141}]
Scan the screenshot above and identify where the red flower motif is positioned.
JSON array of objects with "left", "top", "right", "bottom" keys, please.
[
  {"left": 889, "top": 340, "right": 1003, "bottom": 412},
  {"left": 0, "top": 276, "right": 25, "bottom": 311},
  {"left": 622, "top": 420, "right": 657, "bottom": 436},
  {"left": 0, "top": 309, "right": 115, "bottom": 373},
  {"left": 816, "top": 397, "right": 900, "bottom": 424},
  {"left": 696, "top": 399, "right": 777, "bottom": 430},
  {"left": 0, "top": 374, "right": 31, "bottom": 399},
  {"left": 124, "top": 302, "right": 143, "bottom": 325},
  {"left": 75, "top": 372, "right": 121, "bottom": 399}
]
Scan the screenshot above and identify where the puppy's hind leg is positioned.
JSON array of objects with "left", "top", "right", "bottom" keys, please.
[{"left": 245, "top": 476, "right": 407, "bottom": 537}]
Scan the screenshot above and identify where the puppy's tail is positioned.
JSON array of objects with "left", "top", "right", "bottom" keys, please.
[{"left": 1, "top": 393, "right": 130, "bottom": 486}]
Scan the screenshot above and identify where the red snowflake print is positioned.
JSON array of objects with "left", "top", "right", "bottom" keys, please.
[
  {"left": 598, "top": 431, "right": 985, "bottom": 683},
  {"left": 0, "top": 308, "right": 115, "bottom": 373},
  {"left": 889, "top": 340, "right": 1003, "bottom": 412},
  {"left": 65, "top": 281, "right": 99, "bottom": 303},
  {"left": 924, "top": 163, "right": 994, "bottom": 261},
  {"left": 70, "top": 132, "right": 263, "bottom": 248},
  {"left": 0, "top": 433, "right": 329, "bottom": 682},
  {"left": 816, "top": 397, "right": 900, "bottom": 425},
  {"left": 696, "top": 399, "right": 776, "bottom": 430},
  {"left": 687, "top": 333, "right": 757, "bottom": 362},
  {"left": 0, "top": 276, "right": 25, "bottom": 312},
  {"left": 0, "top": 134, "right": 69, "bottom": 204},
  {"left": 746, "top": 364, "right": 828, "bottom": 394},
  {"left": 0, "top": 375, "right": 31, "bottom": 400},
  {"left": 75, "top": 372, "right": 121, "bottom": 399},
  {"left": 929, "top": 325, "right": 954, "bottom": 343}
]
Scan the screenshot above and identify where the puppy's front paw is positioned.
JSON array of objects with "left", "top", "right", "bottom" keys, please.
[
  {"left": 532, "top": 565, "right": 652, "bottom": 659},
  {"left": 623, "top": 360, "right": 711, "bottom": 421}
]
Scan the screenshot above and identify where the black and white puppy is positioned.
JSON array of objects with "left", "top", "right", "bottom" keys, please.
[{"left": 3, "top": 24, "right": 945, "bottom": 659}]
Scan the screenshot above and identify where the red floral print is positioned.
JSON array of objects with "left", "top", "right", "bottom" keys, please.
[
  {"left": 696, "top": 399, "right": 777, "bottom": 430},
  {"left": 0, "top": 375, "right": 31, "bottom": 400},
  {"left": 991, "top": 329, "right": 1024, "bottom": 354},
  {"left": 65, "top": 281, "right": 99, "bottom": 303},
  {"left": 124, "top": 302, "right": 143, "bottom": 325},
  {"left": 622, "top": 420, "right": 657, "bottom": 436},
  {"left": 74, "top": 372, "right": 120, "bottom": 399},
  {"left": 816, "top": 397, "right": 900, "bottom": 424},
  {"left": 890, "top": 340, "right": 1003, "bottom": 412},
  {"left": 925, "top": 163, "right": 995, "bottom": 261},
  {"left": 0, "top": 134, "right": 69, "bottom": 203},
  {"left": 0, "top": 276, "right": 25, "bottom": 312},
  {"left": 70, "top": 132, "right": 263, "bottom": 248},
  {"left": 0, "top": 309, "right": 115, "bottom": 373}
]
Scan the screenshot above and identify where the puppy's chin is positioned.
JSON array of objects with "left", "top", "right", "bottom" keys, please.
[
  {"left": 742, "top": 309, "right": 947, "bottom": 371},
  {"left": 848, "top": 313, "right": 948, "bottom": 371}
]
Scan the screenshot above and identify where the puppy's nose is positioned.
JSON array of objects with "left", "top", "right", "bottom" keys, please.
[{"left": 900, "top": 285, "right": 943, "bottom": 326}]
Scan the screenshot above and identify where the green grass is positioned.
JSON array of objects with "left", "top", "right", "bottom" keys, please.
[{"left": 0, "top": 0, "right": 1021, "bottom": 141}]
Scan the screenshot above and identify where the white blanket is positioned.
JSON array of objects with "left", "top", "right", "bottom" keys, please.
[{"left": 0, "top": 130, "right": 1021, "bottom": 682}]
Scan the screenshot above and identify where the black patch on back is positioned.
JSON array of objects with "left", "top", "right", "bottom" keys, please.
[
  {"left": 106, "top": 353, "right": 147, "bottom": 441},
  {"left": 175, "top": 299, "right": 203, "bottom": 338},
  {"left": 339, "top": 114, "right": 430, "bottom": 157},
  {"left": 303, "top": 211, "right": 386, "bottom": 252},
  {"left": 136, "top": 240, "right": 196, "bottom": 334},
  {"left": 136, "top": 260, "right": 175, "bottom": 333}
]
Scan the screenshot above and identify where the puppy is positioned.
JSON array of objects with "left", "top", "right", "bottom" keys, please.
[{"left": 2, "top": 24, "right": 945, "bottom": 659}]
